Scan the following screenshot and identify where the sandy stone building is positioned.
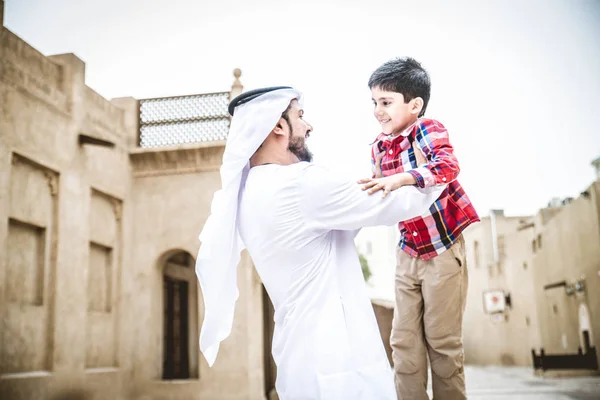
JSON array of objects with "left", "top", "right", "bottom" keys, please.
[
  {"left": 462, "top": 177, "right": 600, "bottom": 372},
  {"left": 0, "top": 4, "right": 276, "bottom": 399}
]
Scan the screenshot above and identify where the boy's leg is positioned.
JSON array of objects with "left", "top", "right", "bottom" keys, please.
[
  {"left": 422, "top": 235, "right": 469, "bottom": 400},
  {"left": 391, "top": 248, "right": 429, "bottom": 400}
]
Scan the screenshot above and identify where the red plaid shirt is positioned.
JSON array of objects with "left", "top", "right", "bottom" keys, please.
[{"left": 371, "top": 118, "right": 479, "bottom": 260}]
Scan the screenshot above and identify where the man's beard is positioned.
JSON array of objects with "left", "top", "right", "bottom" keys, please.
[{"left": 288, "top": 133, "right": 313, "bottom": 162}]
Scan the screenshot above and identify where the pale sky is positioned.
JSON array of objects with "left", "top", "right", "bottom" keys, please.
[{"left": 5, "top": 0, "right": 600, "bottom": 217}]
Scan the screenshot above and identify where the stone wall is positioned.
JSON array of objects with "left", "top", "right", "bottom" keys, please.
[
  {"left": 127, "top": 145, "right": 265, "bottom": 399},
  {"left": 462, "top": 215, "right": 542, "bottom": 367},
  {"left": 372, "top": 300, "right": 394, "bottom": 367},
  {"left": 530, "top": 182, "right": 600, "bottom": 367},
  {"left": 0, "top": 25, "right": 265, "bottom": 400},
  {"left": 0, "top": 26, "right": 134, "bottom": 399},
  {"left": 462, "top": 182, "right": 600, "bottom": 370}
]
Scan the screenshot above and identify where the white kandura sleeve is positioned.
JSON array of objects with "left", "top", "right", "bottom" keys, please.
[{"left": 299, "top": 164, "right": 445, "bottom": 231}]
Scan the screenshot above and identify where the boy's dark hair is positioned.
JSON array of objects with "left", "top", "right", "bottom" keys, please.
[{"left": 368, "top": 57, "right": 431, "bottom": 117}]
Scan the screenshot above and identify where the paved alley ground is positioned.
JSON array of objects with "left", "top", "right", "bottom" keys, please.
[{"left": 455, "top": 366, "right": 600, "bottom": 399}]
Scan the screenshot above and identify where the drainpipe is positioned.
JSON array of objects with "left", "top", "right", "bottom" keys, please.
[{"left": 490, "top": 209, "right": 501, "bottom": 264}]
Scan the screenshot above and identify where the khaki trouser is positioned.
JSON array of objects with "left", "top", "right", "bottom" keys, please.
[{"left": 391, "top": 235, "right": 469, "bottom": 400}]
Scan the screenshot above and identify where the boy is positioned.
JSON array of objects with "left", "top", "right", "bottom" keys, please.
[{"left": 360, "top": 57, "right": 479, "bottom": 400}]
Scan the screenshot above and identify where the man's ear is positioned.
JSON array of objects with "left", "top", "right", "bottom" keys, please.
[
  {"left": 272, "top": 118, "right": 288, "bottom": 137},
  {"left": 411, "top": 97, "right": 424, "bottom": 116}
]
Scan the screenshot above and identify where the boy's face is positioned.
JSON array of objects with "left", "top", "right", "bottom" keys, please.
[{"left": 371, "top": 87, "right": 421, "bottom": 136}]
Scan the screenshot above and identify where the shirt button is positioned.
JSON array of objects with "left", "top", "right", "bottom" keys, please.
[
  {"left": 413, "top": 232, "right": 418, "bottom": 236},
  {"left": 388, "top": 149, "right": 393, "bottom": 155},
  {"left": 442, "top": 177, "right": 447, "bottom": 182}
]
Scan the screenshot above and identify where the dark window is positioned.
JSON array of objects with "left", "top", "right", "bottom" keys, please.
[
  {"left": 163, "top": 276, "right": 190, "bottom": 379},
  {"left": 162, "top": 251, "right": 199, "bottom": 380}
]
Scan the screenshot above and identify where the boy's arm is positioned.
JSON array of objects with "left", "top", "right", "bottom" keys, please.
[{"left": 407, "top": 119, "right": 460, "bottom": 188}]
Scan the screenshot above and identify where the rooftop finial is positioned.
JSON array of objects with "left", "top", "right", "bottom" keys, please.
[{"left": 230, "top": 68, "right": 243, "bottom": 99}]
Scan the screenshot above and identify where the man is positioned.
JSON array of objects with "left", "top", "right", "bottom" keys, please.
[{"left": 196, "top": 86, "right": 444, "bottom": 399}]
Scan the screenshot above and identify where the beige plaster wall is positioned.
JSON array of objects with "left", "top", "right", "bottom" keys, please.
[
  {"left": 0, "top": 28, "right": 134, "bottom": 399},
  {"left": 127, "top": 148, "right": 266, "bottom": 399},
  {"left": 530, "top": 182, "right": 600, "bottom": 367},
  {"left": 462, "top": 183, "right": 600, "bottom": 369},
  {"left": 462, "top": 215, "right": 541, "bottom": 366},
  {"left": 0, "top": 26, "right": 266, "bottom": 400}
]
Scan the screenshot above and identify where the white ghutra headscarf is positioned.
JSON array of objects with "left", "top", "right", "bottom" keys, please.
[{"left": 196, "top": 87, "right": 303, "bottom": 366}]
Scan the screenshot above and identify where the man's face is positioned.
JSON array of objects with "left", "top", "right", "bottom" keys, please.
[
  {"left": 371, "top": 87, "right": 418, "bottom": 136},
  {"left": 283, "top": 100, "right": 314, "bottom": 162}
]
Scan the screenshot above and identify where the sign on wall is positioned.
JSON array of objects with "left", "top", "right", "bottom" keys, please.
[{"left": 482, "top": 290, "right": 507, "bottom": 314}]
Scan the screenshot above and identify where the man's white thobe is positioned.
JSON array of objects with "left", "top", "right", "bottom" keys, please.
[{"left": 238, "top": 162, "right": 443, "bottom": 400}]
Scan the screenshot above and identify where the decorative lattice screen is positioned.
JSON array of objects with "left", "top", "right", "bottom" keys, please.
[{"left": 139, "top": 92, "right": 230, "bottom": 148}]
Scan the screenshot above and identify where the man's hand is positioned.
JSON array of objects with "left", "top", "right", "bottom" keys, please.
[{"left": 358, "top": 173, "right": 416, "bottom": 198}]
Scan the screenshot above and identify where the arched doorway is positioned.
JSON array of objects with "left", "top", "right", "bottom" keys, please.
[{"left": 162, "top": 251, "right": 199, "bottom": 380}]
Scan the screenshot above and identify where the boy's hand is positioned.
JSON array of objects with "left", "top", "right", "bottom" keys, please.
[{"left": 358, "top": 173, "right": 416, "bottom": 198}]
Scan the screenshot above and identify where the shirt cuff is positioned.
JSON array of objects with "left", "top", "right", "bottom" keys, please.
[{"left": 408, "top": 167, "right": 436, "bottom": 188}]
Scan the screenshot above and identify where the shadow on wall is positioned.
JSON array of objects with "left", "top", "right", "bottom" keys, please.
[
  {"left": 50, "top": 389, "right": 156, "bottom": 400},
  {"left": 49, "top": 389, "right": 91, "bottom": 400},
  {"left": 501, "top": 353, "right": 516, "bottom": 366}
]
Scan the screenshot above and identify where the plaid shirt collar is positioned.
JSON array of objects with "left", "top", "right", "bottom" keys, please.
[{"left": 373, "top": 119, "right": 421, "bottom": 146}]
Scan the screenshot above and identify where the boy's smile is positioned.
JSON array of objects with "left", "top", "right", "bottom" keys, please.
[{"left": 371, "top": 87, "right": 421, "bottom": 137}]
